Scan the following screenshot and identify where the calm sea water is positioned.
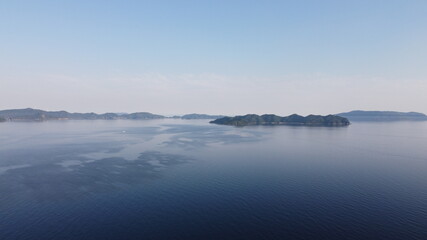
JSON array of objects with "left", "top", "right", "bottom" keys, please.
[{"left": 0, "top": 119, "right": 426, "bottom": 240}]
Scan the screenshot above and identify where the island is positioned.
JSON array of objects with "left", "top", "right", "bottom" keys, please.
[
  {"left": 337, "top": 110, "right": 427, "bottom": 122},
  {"left": 210, "top": 114, "right": 350, "bottom": 127}
]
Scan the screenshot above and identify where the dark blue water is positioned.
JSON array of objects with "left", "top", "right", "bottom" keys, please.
[{"left": 1, "top": 119, "right": 426, "bottom": 239}]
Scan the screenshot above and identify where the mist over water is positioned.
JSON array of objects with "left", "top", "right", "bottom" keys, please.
[{"left": 0, "top": 119, "right": 426, "bottom": 239}]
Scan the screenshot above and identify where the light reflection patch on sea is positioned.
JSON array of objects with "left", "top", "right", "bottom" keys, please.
[
  {"left": 56, "top": 160, "right": 84, "bottom": 168},
  {"left": 80, "top": 133, "right": 177, "bottom": 161},
  {"left": 0, "top": 151, "right": 193, "bottom": 202},
  {"left": 76, "top": 123, "right": 268, "bottom": 161},
  {"left": 160, "top": 126, "right": 268, "bottom": 149},
  {"left": 0, "top": 164, "right": 31, "bottom": 175},
  {"left": 97, "top": 123, "right": 270, "bottom": 155}
]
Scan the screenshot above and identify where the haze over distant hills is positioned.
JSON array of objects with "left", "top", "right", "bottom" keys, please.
[
  {"left": 337, "top": 110, "right": 427, "bottom": 121},
  {"left": 0, "top": 108, "right": 226, "bottom": 122},
  {"left": 181, "top": 114, "right": 226, "bottom": 120},
  {"left": 2, "top": 108, "right": 426, "bottom": 123},
  {"left": 0, "top": 108, "right": 165, "bottom": 121}
]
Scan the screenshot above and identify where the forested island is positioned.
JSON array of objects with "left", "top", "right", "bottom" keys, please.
[
  {"left": 210, "top": 114, "right": 350, "bottom": 127},
  {"left": 337, "top": 110, "right": 427, "bottom": 121}
]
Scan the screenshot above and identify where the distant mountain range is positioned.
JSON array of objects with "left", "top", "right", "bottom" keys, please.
[
  {"left": 0, "top": 108, "right": 227, "bottom": 122},
  {"left": 2, "top": 108, "right": 426, "bottom": 123},
  {"left": 181, "top": 114, "right": 226, "bottom": 120},
  {"left": 0, "top": 108, "right": 164, "bottom": 121},
  {"left": 337, "top": 110, "right": 427, "bottom": 121},
  {"left": 210, "top": 114, "right": 350, "bottom": 127}
]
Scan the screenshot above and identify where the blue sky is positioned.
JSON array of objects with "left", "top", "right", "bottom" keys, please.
[{"left": 1, "top": 0, "right": 427, "bottom": 115}]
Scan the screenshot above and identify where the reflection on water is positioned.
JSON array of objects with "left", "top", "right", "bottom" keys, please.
[
  {"left": 0, "top": 151, "right": 191, "bottom": 202},
  {"left": 161, "top": 124, "right": 265, "bottom": 149},
  {"left": 0, "top": 120, "right": 266, "bottom": 203},
  {"left": 0, "top": 119, "right": 426, "bottom": 240}
]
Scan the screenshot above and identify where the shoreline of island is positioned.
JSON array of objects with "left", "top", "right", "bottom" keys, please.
[{"left": 210, "top": 114, "right": 350, "bottom": 127}]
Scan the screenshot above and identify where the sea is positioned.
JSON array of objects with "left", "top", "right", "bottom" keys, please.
[{"left": 0, "top": 119, "right": 426, "bottom": 239}]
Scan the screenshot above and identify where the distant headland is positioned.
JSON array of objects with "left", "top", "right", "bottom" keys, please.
[
  {"left": 0, "top": 108, "right": 165, "bottom": 121},
  {"left": 337, "top": 110, "right": 427, "bottom": 122},
  {"left": 0, "top": 108, "right": 225, "bottom": 122},
  {"left": 210, "top": 114, "right": 350, "bottom": 127},
  {"left": 180, "top": 114, "right": 226, "bottom": 120}
]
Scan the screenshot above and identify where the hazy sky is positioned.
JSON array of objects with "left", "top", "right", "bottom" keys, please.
[{"left": 1, "top": 0, "right": 427, "bottom": 115}]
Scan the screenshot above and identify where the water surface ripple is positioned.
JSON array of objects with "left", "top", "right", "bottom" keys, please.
[{"left": 0, "top": 119, "right": 426, "bottom": 239}]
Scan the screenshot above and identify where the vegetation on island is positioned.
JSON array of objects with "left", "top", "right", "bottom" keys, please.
[{"left": 210, "top": 114, "right": 350, "bottom": 127}]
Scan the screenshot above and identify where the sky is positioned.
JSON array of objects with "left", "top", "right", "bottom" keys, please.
[{"left": 1, "top": 0, "right": 427, "bottom": 116}]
